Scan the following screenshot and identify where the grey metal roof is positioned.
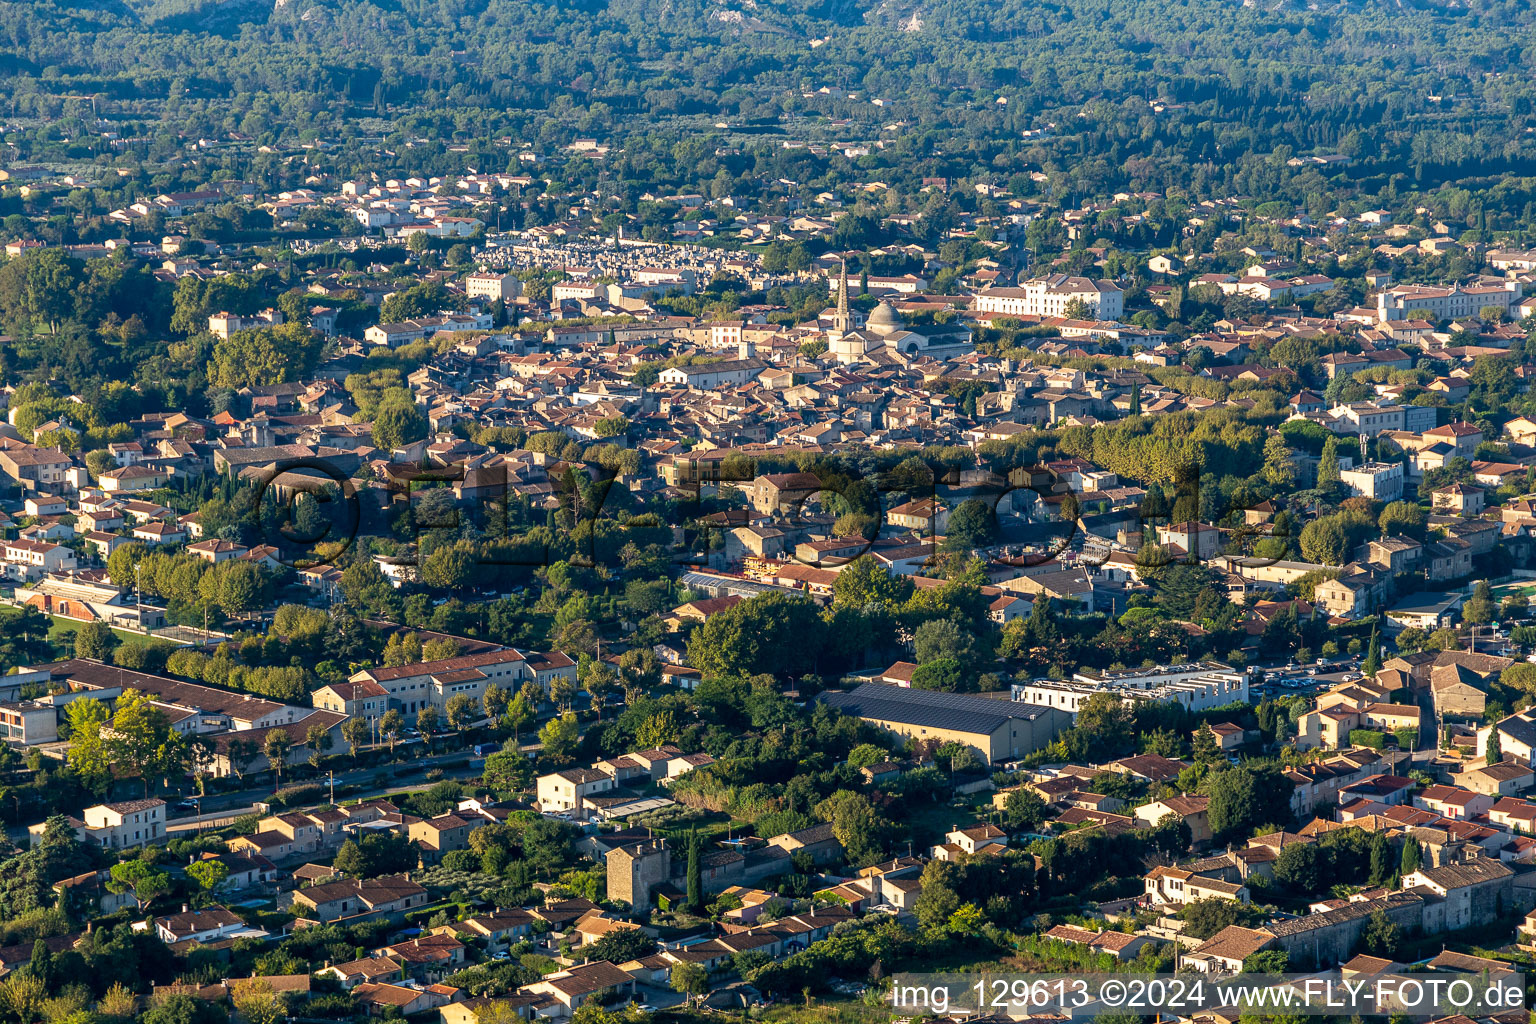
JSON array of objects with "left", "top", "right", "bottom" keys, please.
[
  {"left": 677, "top": 572, "right": 776, "bottom": 599},
  {"left": 819, "top": 682, "right": 1055, "bottom": 735}
]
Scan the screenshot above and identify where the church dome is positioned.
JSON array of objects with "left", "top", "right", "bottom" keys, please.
[{"left": 866, "top": 300, "right": 903, "bottom": 334}]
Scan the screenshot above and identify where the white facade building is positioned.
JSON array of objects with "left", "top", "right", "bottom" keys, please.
[
  {"left": 1015, "top": 663, "right": 1249, "bottom": 717},
  {"left": 1339, "top": 461, "right": 1404, "bottom": 502},
  {"left": 975, "top": 276, "right": 1124, "bottom": 320},
  {"left": 1375, "top": 280, "right": 1522, "bottom": 322},
  {"left": 465, "top": 271, "right": 522, "bottom": 302}
]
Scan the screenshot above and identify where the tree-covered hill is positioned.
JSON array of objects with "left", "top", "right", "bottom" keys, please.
[{"left": 5, "top": 0, "right": 1536, "bottom": 196}]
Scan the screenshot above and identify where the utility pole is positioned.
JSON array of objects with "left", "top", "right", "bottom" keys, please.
[{"left": 328, "top": 769, "right": 335, "bottom": 806}]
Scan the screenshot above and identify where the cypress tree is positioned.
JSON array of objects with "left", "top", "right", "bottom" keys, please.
[
  {"left": 1368, "top": 831, "right": 1390, "bottom": 885},
  {"left": 1318, "top": 437, "right": 1341, "bottom": 486},
  {"left": 1399, "top": 835, "right": 1421, "bottom": 875},
  {"left": 1363, "top": 622, "right": 1382, "bottom": 678},
  {"left": 686, "top": 828, "right": 702, "bottom": 912}
]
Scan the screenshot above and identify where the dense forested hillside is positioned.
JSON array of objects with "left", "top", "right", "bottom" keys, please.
[{"left": 5, "top": 0, "right": 1536, "bottom": 199}]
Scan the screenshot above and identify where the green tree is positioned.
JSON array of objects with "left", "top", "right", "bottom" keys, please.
[
  {"left": 63, "top": 698, "right": 113, "bottom": 792},
  {"left": 538, "top": 712, "right": 581, "bottom": 762},
  {"left": 1368, "top": 831, "right": 1392, "bottom": 885},
  {"left": 341, "top": 717, "right": 369, "bottom": 761},
  {"left": 106, "top": 543, "right": 145, "bottom": 589},
  {"left": 417, "top": 706, "right": 441, "bottom": 751},
  {"left": 1463, "top": 580, "right": 1496, "bottom": 626},
  {"left": 1242, "top": 949, "right": 1290, "bottom": 974},
  {"left": 482, "top": 683, "right": 509, "bottom": 723},
  {"left": 1061, "top": 296, "right": 1093, "bottom": 320},
  {"left": 483, "top": 749, "right": 531, "bottom": 793},
  {"left": 1318, "top": 436, "right": 1342, "bottom": 486},
  {"left": 1261, "top": 434, "right": 1295, "bottom": 487},
  {"left": 334, "top": 840, "right": 367, "bottom": 878},
  {"left": 1299, "top": 517, "right": 1348, "bottom": 565},
  {"left": 686, "top": 592, "right": 825, "bottom": 679},
  {"left": 686, "top": 829, "right": 702, "bottom": 912},
  {"left": 73, "top": 621, "right": 118, "bottom": 661},
  {"left": 371, "top": 398, "right": 428, "bottom": 450},
  {"left": 831, "top": 556, "right": 914, "bottom": 608},
  {"left": 230, "top": 979, "right": 288, "bottom": 1024},
  {"left": 106, "top": 859, "right": 171, "bottom": 911},
  {"left": 913, "top": 618, "right": 973, "bottom": 664},
  {"left": 263, "top": 729, "right": 294, "bottom": 789},
  {"left": 446, "top": 693, "right": 477, "bottom": 734},
  {"left": 503, "top": 693, "right": 535, "bottom": 742},
  {"left": 206, "top": 324, "right": 322, "bottom": 389},
  {"left": 379, "top": 709, "right": 404, "bottom": 753},
  {"left": 1360, "top": 908, "right": 1400, "bottom": 957},
  {"left": 846, "top": 743, "right": 887, "bottom": 770},
  {"left": 1400, "top": 835, "right": 1422, "bottom": 875},
  {"left": 670, "top": 962, "right": 708, "bottom": 1007},
  {"left": 909, "top": 657, "right": 966, "bottom": 692},
  {"left": 421, "top": 543, "right": 474, "bottom": 589},
  {"left": 305, "top": 722, "right": 332, "bottom": 769},
  {"left": 1191, "top": 723, "right": 1222, "bottom": 765},
  {"left": 186, "top": 859, "right": 229, "bottom": 893},
  {"left": 1378, "top": 500, "right": 1426, "bottom": 539},
  {"left": 111, "top": 689, "right": 187, "bottom": 795},
  {"left": 1206, "top": 765, "right": 1292, "bottom": 843},
  {"left": 1180, "top": 897, "right": 1255, "bottom": 940},
  {"left": 1363, "top": 622, "right": 1382, "bottom": 677},
  {"left": 942, "top": 498, "right": 997, "bottom": 551},
  {"left": 1004, "top": 788, "right": 1047, "bottom": 830},
  {"left": 1273, "top": 841, "right": 1323, "bottom": 893}
]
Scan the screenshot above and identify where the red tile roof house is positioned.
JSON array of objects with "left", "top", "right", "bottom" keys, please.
[
  {"left": 153, "top": 906, "right": 255, "bottom": 945},
  {"left": 352, "top": 981, "right": 452, "bottom": 1016},
  {"left": 1413, "top": 784, "right": 1494, "bottom": 821},
  {"left": 289, "top": 875, "right": 428, "bottom": 925},
  {"left": 318, "top": 956, "right": 404, "bottom": 990},
  {"left": 376, "top": 933, "right": 465, "bottom": 982},
  {"left": 518, "top": 960, "right": 636, "bottom": 1016},
  {"left": 1044, "top": 924, "right": 1155, "bottom": 961}
]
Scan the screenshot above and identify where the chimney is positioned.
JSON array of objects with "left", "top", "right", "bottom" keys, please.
[{"left": 181, "top": 903, "right": 190, "bottom": 914}]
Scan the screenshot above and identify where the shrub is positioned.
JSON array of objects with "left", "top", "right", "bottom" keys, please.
[
  {"left": 270, "top": 783, "right": 326, "bottom": 809},
  {"left": 1349, "top": 729, "right": 1385, "bottom": 750}
]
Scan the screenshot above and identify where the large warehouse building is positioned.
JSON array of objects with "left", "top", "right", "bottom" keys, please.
[{"left": 819, "top": 683, "right": 1070, "bottom": 765}]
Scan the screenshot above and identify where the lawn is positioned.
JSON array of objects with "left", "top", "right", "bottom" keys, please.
[
  {"left": 44, "top": 614, "right": 145, "bottom": 647},
  {"left": 903, "top": 792, "right": 992, "bottom": 851},
  {"left": 1490, "top": 581, "right": 1536, "bottom": 601}
]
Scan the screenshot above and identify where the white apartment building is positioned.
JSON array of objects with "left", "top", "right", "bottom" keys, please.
[
  {"left": 1487, "top": 250, "right": 1536, "bottom": 272},
  {"left": 206, "top": 308, "right": 284, "bottom": 340},
  {"left": 536, "top": 768, "right": 616, "bottom": 815},
  {"left": 30, "top": 799, "right": 166, "bottom": 850},
  {"left": 1375, "top": 280, "right": 1522, "bottom": 322},
  {"left": 974, "top": 276, "right": 1124, "bottom": 320},
  {"left": 465, "top": 271, "right": 522, "bottom": 302},
  {"left": 1014, "top": 663, "right": 1249, "bottom": 717},
  {"left": 1309, "top": 401, "right": 1436, "bottom": 436},
  {"left": 551, "top": 282, "right": 598, "bottom": 301},
  {"left": 2, "top": 538, "right": 78, "bottom": 581},
  {"left": 364, "top": 311, "right": 492, "bottom": 347},
  {"left": 347, "top": 648, "right": 532, "bottom": 715},
  {"left": 1339, "top": 461, "right": 1404, "bottom": 502},
  {"left": 630, "top": 267, "right": 697, "bottom": 295}
]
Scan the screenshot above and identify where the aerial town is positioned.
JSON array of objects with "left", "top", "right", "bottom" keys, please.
[{"left": 11, "top": 1, "right": 1536, "bottom": 1022}]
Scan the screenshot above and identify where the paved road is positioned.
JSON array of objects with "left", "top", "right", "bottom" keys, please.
[{"left": 160, "top": 746, "right": 517, "bottom": 835}]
